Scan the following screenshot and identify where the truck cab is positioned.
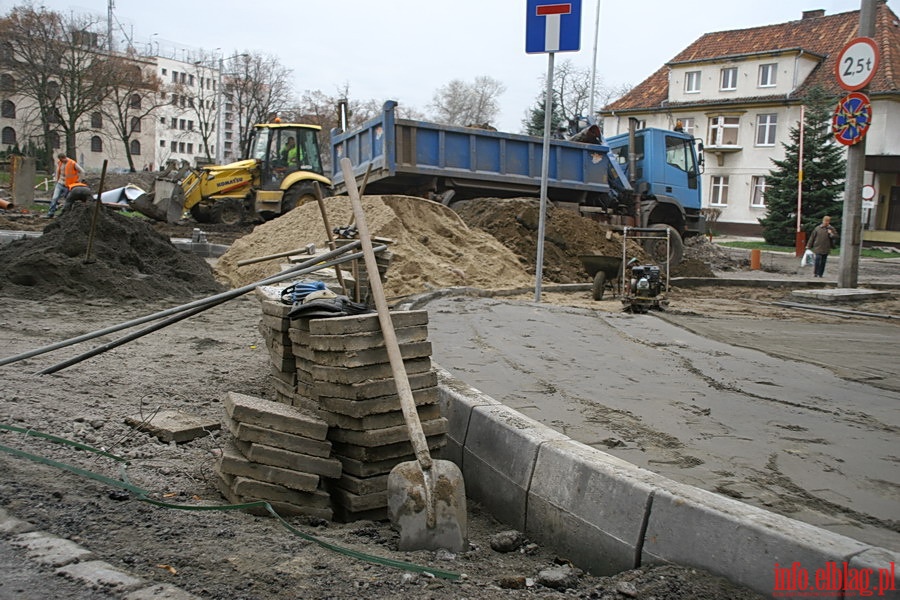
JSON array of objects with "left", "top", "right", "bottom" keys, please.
[{"left": 605, "top": 128, "right": 705, "bottom": 250}]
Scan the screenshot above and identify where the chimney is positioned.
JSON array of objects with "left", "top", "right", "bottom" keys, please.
[{"left": 802, "top": 9, "right": 825, "bottom": 19}]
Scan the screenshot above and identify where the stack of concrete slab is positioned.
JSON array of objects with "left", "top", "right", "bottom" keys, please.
[
  {"left": 214, "top": 391, "right": 340, "bottom": 519},
  {"left": 291, "top": 311, "right": 448, "bottom": 522},
  {"left": 255, "top": 291, "right": 301, "bottom": 406}
]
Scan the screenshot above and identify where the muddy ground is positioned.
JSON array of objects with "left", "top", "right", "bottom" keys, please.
[{"left": 0, "top": 199, "right": 896, "bottom": 598}]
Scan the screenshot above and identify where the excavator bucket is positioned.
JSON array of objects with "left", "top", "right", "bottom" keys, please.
[{"left": 129, "top": 179, "right": 186, "bottom": 224}]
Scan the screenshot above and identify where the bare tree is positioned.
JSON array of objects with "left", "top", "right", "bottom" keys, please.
[
  {"left": 225, "top": 51, "right": 293, "bottom": 159},
  {"left": 102, "top": 53, "right": 167, "bottom": 171},
  {"left": 0, "top": 4, "right": 118, "bottom": 167},
  {"left": 429, "top": 76, "right": 505, "bottom": 127},
  {"left": 525, "top": 60, "right": 630, "bottom": 136},
  {"left": 4, "top": 7, "right": 122, "bottom": 154}
]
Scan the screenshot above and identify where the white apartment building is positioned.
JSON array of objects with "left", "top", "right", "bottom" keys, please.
[
  {"left": 0, "top": 46, "right": 233, "bottom": 175},
  {"left": 602, "top": 4, "right": 900, "bottom": 245}
]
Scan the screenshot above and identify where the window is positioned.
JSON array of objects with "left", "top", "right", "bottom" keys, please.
[
  {"left": 756, "top": 114, "right": 777, "bottom": 146},
  {"left": 710, "top": 176, "right": 729, "bottom": 205},
  {"left": 91, "top": 112, "right": 102, "bottom": 128},
  {"left": 685, "top": 71, "right": 701, "bottom": 93},
  {"left": 131, "top": 117, "right": 141, "bottom": 132},
  {"left": 161, "top": 68, "right": 167, "bottom": 76},
  {"left": 160, "top": 117, "right": 165, "bottom": 124},
  {"left": 160, "top": 140, "right": 165, "bottom": 147},
  {"left": 708, "top": 116, "right": 740, "bottom": 146},
  {"left": 170, "top": 141, "right": 177, "bottom": 152},
  {"left": 171, "top": 94, "right": 178, "bottom": 105},
  {"left": 187, "top": 120, "right": 193, "bottom": 131},
  {"left": 0, "top": 74, "right": 15, "bottom": 92},
  {"left": 1, "top": 126, "right": 15, "bottom": 145},
  {"left": 171, "top": 71, "right": 178, "bottom": 83},
  {"left": 179, "top": 119, "right": 186, "bottom": 130},
  {"left": 751, "top": 176, "right": 767, "bottom": 207},
  {"left": 187, "top": 143, "right": 193, "bottom": 153},
  {"left": 170, "top": 117, "right": 177, "bottom": 129},
  {"left": 1, "top": 100, "right": 15, "bottom": 118},
  {"left": 758, "top": 63, "right": 777, "bottom": 87},
  {"left": 678, "top": 117, "right": 695, "bottom": 136},
  {"left": 129, "top": 94, "right": 141, "bottom": 109},
  {"left": 179, "top": 142, "right": 185, "bottom": 152},
  {"left": 130, "top": 140, "right": 141, "bottom": 155},
  {"left": 665, "top": 135, "right": 696, "bottom": 173},
  {"left": 90, "top": 135, "right": 102, "bottom": 152},
  {"left": 189, "top": 74, "right": 194, "bottom": 86},
  {"left": 720, "top": 67, "right": 738, "bottom": 91}
]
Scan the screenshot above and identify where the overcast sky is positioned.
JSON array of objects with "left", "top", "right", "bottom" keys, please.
[{"left": 0, "top": 0, "right": 884, "bottom": 131}]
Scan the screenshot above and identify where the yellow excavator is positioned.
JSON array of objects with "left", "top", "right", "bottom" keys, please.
[{"left": 130, "top": 122, "right": 332, "bottom": 225}]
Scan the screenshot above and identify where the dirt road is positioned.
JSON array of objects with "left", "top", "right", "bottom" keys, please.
[{"left": 424, "top": 290, "right": 900, "bottom": 552}]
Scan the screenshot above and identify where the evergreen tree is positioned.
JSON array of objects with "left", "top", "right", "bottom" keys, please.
[
  {"left": 759, "top": 86, "right": 846, "bottom": 246},
  {"left": 522, "top": 94, "right": 564, "bottom": 137}
]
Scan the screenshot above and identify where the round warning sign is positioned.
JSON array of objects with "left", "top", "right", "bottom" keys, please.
[{"left": 835, "top": 37, "right": 880, "bottom": 91}]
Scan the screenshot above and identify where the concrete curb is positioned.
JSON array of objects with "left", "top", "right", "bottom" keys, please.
[{"left": 432, "top": 366, "right": 900, "bottom": 598}]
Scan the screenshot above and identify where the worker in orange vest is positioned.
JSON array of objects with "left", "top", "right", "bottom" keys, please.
[
  {"left": 47, "top": 152, "right": 85, "bottom": 218},
  {"left": 61, "top": 181, "right": 94, "bottom": 213}
]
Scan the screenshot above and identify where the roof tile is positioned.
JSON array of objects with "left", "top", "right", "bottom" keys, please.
[{"left": 605, "top": 3, "right": 900, "bottom": 112}]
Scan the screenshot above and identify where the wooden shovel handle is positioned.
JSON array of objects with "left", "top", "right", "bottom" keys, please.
[{"left": 339, "top": 158, "right": 432, "bottom": 470}]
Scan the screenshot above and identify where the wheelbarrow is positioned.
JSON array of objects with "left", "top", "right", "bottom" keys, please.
[{"left": 579, "top": 255, "right": 623, "bottom": 301}]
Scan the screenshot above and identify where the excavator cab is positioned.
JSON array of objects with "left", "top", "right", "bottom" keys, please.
[{"left": 249, "top": 124, "right": 325, "bottom": 191}]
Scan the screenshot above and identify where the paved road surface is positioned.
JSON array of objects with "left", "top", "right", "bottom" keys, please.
[{"left": 425, "top": 295, "right": 900, "bottom": 551}]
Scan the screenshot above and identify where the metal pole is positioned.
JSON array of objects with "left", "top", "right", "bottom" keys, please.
[
  {"left": 795, "top": 104, "right": 805, "bottom": 257},
  {"left": 535, "top": 51, "right": 555, "bottom": 302},
  {"left": 837, "top": 0, "right": 876, "bottom": 289},
  {"left": 0, "top": 240, "right": 368, "bottom": 367},
  {"left": 588, "top": 0, "right": 601, "bottom": 117}
]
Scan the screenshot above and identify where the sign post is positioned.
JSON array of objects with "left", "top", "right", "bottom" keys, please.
[
  {"left": 835, "top": 2, "right": 879, "bottom": 288},
  {"left": 526, "top": 0, "right": 582, "bottom": 302}
]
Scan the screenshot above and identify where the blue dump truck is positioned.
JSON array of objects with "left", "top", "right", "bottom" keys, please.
[{"left": 331, "top": 101, "right": 704, "bottom": 263}]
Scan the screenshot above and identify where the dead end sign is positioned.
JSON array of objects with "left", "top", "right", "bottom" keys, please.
[{"left": 526, "top": 0, "right": 582, "bottom": 54}]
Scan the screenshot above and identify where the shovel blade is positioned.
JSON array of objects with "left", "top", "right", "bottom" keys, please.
[{"left": 387, "top": 459, "right": 467, "bottom": 553}]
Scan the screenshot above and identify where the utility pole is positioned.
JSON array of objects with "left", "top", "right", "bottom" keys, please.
[{"left": 837, "top": 0, "right": 877, "bottom": 288}]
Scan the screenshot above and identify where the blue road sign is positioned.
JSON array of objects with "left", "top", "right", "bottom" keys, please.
[{"left": 526, "top": 0, "right": 582, "bottom": 54}]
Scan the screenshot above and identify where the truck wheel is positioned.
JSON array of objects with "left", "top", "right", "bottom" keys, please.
[
  {"left": 282, "top": 182, "right": 320, "bottom": 213},
  {"left": 591, "top": 272, "right": 606, "bottom": 301},
  {"left": 210, "top": 198, "right": 246, "bottom": 226},
  {"left": 643, "top": 223, "right": 684, "bottom": 265}
]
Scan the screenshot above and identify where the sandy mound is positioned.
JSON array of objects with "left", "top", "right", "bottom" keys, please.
[
  {"left": 214, "top": 195, "right": 535, "bottom": 297},
  {"left": 0, "top": 202, "right": 225, "bottom": 301},
  {"left": 454, "top": 198, "right": 653, "bottom": 282}
]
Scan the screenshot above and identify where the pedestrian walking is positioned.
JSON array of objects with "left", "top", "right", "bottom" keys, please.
[
  {"left": 47, "top": 153, "right": 85, "bottom": 218},
  {"left": 806, "top": 215, "right": 839, "bottom": 278}
]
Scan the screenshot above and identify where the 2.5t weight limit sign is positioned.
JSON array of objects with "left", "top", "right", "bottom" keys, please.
[{"left": 835, "top": 37, "right": 880, "bottom": 91}]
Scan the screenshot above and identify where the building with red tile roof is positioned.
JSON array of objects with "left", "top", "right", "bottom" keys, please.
[{"left": 600, "top": 2, "right": 900, "bottom": 240}]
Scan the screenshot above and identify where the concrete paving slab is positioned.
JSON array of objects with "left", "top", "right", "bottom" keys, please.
[
  {"left": 217, "top": 440, "right": 319, "bottom": 492},
  {"left": 124, "top": 410, "right": 220, "bottom": 443},
  {"left": 125, "top": 583, "right": 204, "bottom": 600},
  {"left": 56, "top": 560, "right": 143, "bottom": 590},
  {"left": 9, "top": 531, "right": 93, "bottom": 567},
  {"left": 0, "top": 508, "right": 36, "bottom": 535},
  {"left": 791, "top": 288, "right": 892, "bottom": 303},
  {"left": 224, "top": 391, "right": 328, "bottom": 439}
]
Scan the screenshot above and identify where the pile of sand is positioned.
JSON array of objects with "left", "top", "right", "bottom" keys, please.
[
  {"left": 454, "top": 198, "right": 653, "bottom": 282},
  {"left": 0, "top": 202, "right": 225, "bottom": 301},
  {"left": 214, "top": 195, "right": 535, "bottom": 298}
]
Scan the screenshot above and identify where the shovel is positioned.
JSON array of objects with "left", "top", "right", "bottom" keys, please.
[{"left": 339, "top": 158, "right": 467, "bottom": 553}]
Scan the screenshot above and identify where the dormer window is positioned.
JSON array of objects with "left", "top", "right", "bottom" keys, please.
[
  {"left": 685, "top": 70, "right": 701, "bottom": 93},
  {"left": 720, "top": 67, "right": 738, "bottom": 91},
  {"left": 758, "top": 63, "right": 777, "bottom": 87}
]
